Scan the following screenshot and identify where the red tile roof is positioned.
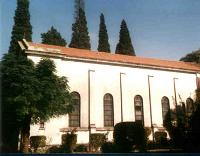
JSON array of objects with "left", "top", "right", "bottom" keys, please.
[{"left": 26, "top": 42, "right": 200, "bottom": 73}]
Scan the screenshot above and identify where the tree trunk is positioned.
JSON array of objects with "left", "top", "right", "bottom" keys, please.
[{"left": 20, "top": 115, "right": 31, "bottom": 153}]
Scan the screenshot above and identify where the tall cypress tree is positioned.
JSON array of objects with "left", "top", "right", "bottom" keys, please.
[
  {"left": 115, "top": 19, "right": 135, "bottom": 56},
  {"left": 2, "top": 0, "right": 32, "bottom": 152},
  {"left": 41, "top": 26, "right": 67, "bottom": 46},
  {"left": 9, "top": 0, "right": 32, "bottom": 54},
  {"left": 74, "top": 0, "right": 85, "bottom": 20},
  {"left": 69, "top": 8, "right": 91, "bottom": 50},
  {"left": 97, "top": 13, "right": 110, "bottom": 52}
]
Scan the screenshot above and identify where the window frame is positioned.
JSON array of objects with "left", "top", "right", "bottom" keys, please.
[
  {"left": 39, "top": 122, "right": 45, "bottom": 130},
  {"left": 161, "top": 96, "right": 170, "bottom": 123},
  {"left": 134, "top": 95, "right": 144, "bottom": 125},
  {"left": 103, "top": 93, "right": 114, "bottom": 127},
  {"left": 69, "top": 91, "right": 81, "bottom": 127}
]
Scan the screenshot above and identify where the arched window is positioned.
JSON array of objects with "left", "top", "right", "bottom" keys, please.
[
  {"left": 104, "top": 93, "right": 114, "bottom": 127},
  {"left": 186, "top": 98, "right": 194, "bottom": 116},
  {"left": 69, "top": 92, "right": 80, "bottom": 127},
  {"left": 161, "top": 96, "right": 170, "bottom": 122},
  {"left": 134, "top": 95, "right": 144, "bottom": 125}
]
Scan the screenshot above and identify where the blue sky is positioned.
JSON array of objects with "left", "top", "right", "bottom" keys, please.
[{"left": 1, "top": 0, "right": 200, "bottom": 60}]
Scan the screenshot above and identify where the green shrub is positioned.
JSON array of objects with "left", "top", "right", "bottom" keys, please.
[
  {"left": 101, "top": 142, "right": 116, "bottom": 153},
  {"left": 113, "top": 122, "right": 146, "bottom": 152},
  {"left": 61, "top": 133, "right": 77, "bottom": 153},
  {"left": 90, "top": 133, "right": 106, "bottom": 151},
  {"left": 30, "top": 135, "right": 46, "bottom": 152},
  {"left": 155, "top": 131, "right": 168, "bottom": 146},
  {"left": 74, "top": 144, "right": 88, "bottom": 152}
]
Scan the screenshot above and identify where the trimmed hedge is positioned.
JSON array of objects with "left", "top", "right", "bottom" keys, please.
[
  {"left": 90, "top": 133, "right": 106, "bottom": 151},
  {"left": 155, "top": 131, "right": 168, "bottom": 146},
  {"left": 113, "top": 122, "right": 146, "bottom": 152},
  {"left": 61, "top": 133, "right": 77, "bottom": 153},
  {"left": 30, "top": 135, "right": 46, "bottom": 152}
]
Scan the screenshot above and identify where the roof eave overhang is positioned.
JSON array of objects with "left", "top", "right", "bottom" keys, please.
[{"left": 24, "top": 49, "right": 200, "bottom": 74}]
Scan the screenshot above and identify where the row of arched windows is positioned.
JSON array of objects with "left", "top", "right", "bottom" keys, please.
[{"left": 69, "top": 92, "right": 194, "bottom": 127}]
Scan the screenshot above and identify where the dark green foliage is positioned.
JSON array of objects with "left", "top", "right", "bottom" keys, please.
[
  {"left": 9, "top": 0, "right": 32, "bottom": 53},
  {"left": 61, "top": 133, "right": 77, "bottom": 153},
  {"left": 74, "top": 0, "right": 85, "bottom": 20},
  {"left": 2, "top": 54, "right": 40, "bottom": 120},
  {"left": 97, "top": 13, "right": 110, "bottom": 52},
  {"left": 180, "top": 49, "right": 200, "bottom": 64},
  {"left": 1, "top": 53, "right": 72, "bottom": 153},
  {"left": 3, "top": 0, "right": 33, "bottom": 152},
  {"left": 2, "top": 53, "right": 38, "bottom": 152},
  {"left": 30, "top": 136, "right": 46, "bottom": 152},
  {"left": 113, "top": 122, "right": 146, "bottom": 152},
  {"left": 41, "top": 26, "right": 67, "bottom": 46},
  {"left": 69, "top": 8, "right": 91, "bottom": 50},
  {"left": 172, "top": 127, "right": 186, "bottom": 148},
  {"left": 188, "top": 103, "right": 200, "bottom": 152},
  {"left": 74, "top": 144, "right": 88, "bottom": 152},
  {"left": 115, "top": 19, "right": 135, "bottom": 56},
  {"left": 163, "top": 110, "right": 173, "bottom": 137},
  {"left": 4, "top": 0, "right": 32, "bottom": 148},
  {"left": 101, "top": 142, "right": 116, "bottom": 153},
  {"left": 163, "top": 87, "right": 200, "bottom": 152},
  {"left": 154, "top": 131, "right": 167, "bottom": 145},
  {"left": 184, "top": 87, "right": 200, "bottom": 152},
  {"left": 48, "top": 133, "right": 77, "bottom": 153},
  {"left": 90, "top": 133, "right": 106, "bottom": 151},
  {"left": 176, "top": 105, "right": 187, "bottom": 128},
  {"left": 33, "top": 58, "right": 73, "bottom": 122},
  {"left": 163, "top": 106, "right": 187, "bottom": 148}
]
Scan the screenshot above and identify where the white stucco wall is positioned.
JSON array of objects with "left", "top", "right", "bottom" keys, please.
[{"left": 29, "top": 55, "right": 198, "bottom": 145}]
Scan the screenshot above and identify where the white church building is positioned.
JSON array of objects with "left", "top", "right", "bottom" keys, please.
[{"left": 19, "top": 39, "right": 200, "bottom": 145}]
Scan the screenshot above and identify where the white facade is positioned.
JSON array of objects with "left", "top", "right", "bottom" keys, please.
[{"left": 18, "top": 40, "right": 200, "bottom": 145}]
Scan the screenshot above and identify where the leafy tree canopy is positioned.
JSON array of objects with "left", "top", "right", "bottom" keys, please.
[
  {"left": 180, "top": 49, "right": 200, "bottom": 64},
  {"left": 2, "top": 53, "right": 72, "bottom": 123},
  {"left": 98, "top": 13, "right": 110, "bottom": 52},
  {"left": 1, "top": 53, "right": 73, "bottom": 152},
  {"left": 2, "top": 53, "right": 36, "bottom": 152},
  {"left": 41, "top": 26, "right": 67, "bottom": 47},
  {"left": 69, "top": 8, "right": 91, "bottom": 50},
  {"left": 115, "top": 19, "right": 135, "bottom": 56}
]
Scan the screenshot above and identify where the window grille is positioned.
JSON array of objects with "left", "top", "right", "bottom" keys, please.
[
  {"left": 134, "top": 95, "right": 144, "bottom": 125},
  {"left": 104, "top": 93, "right": 114, "bottom": 127},
  {"left": 69, "top": 92, "right": 80, "bottom": 127},
  {"left": 161, "top": 96, "right": 170, "bottom": 123}
]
